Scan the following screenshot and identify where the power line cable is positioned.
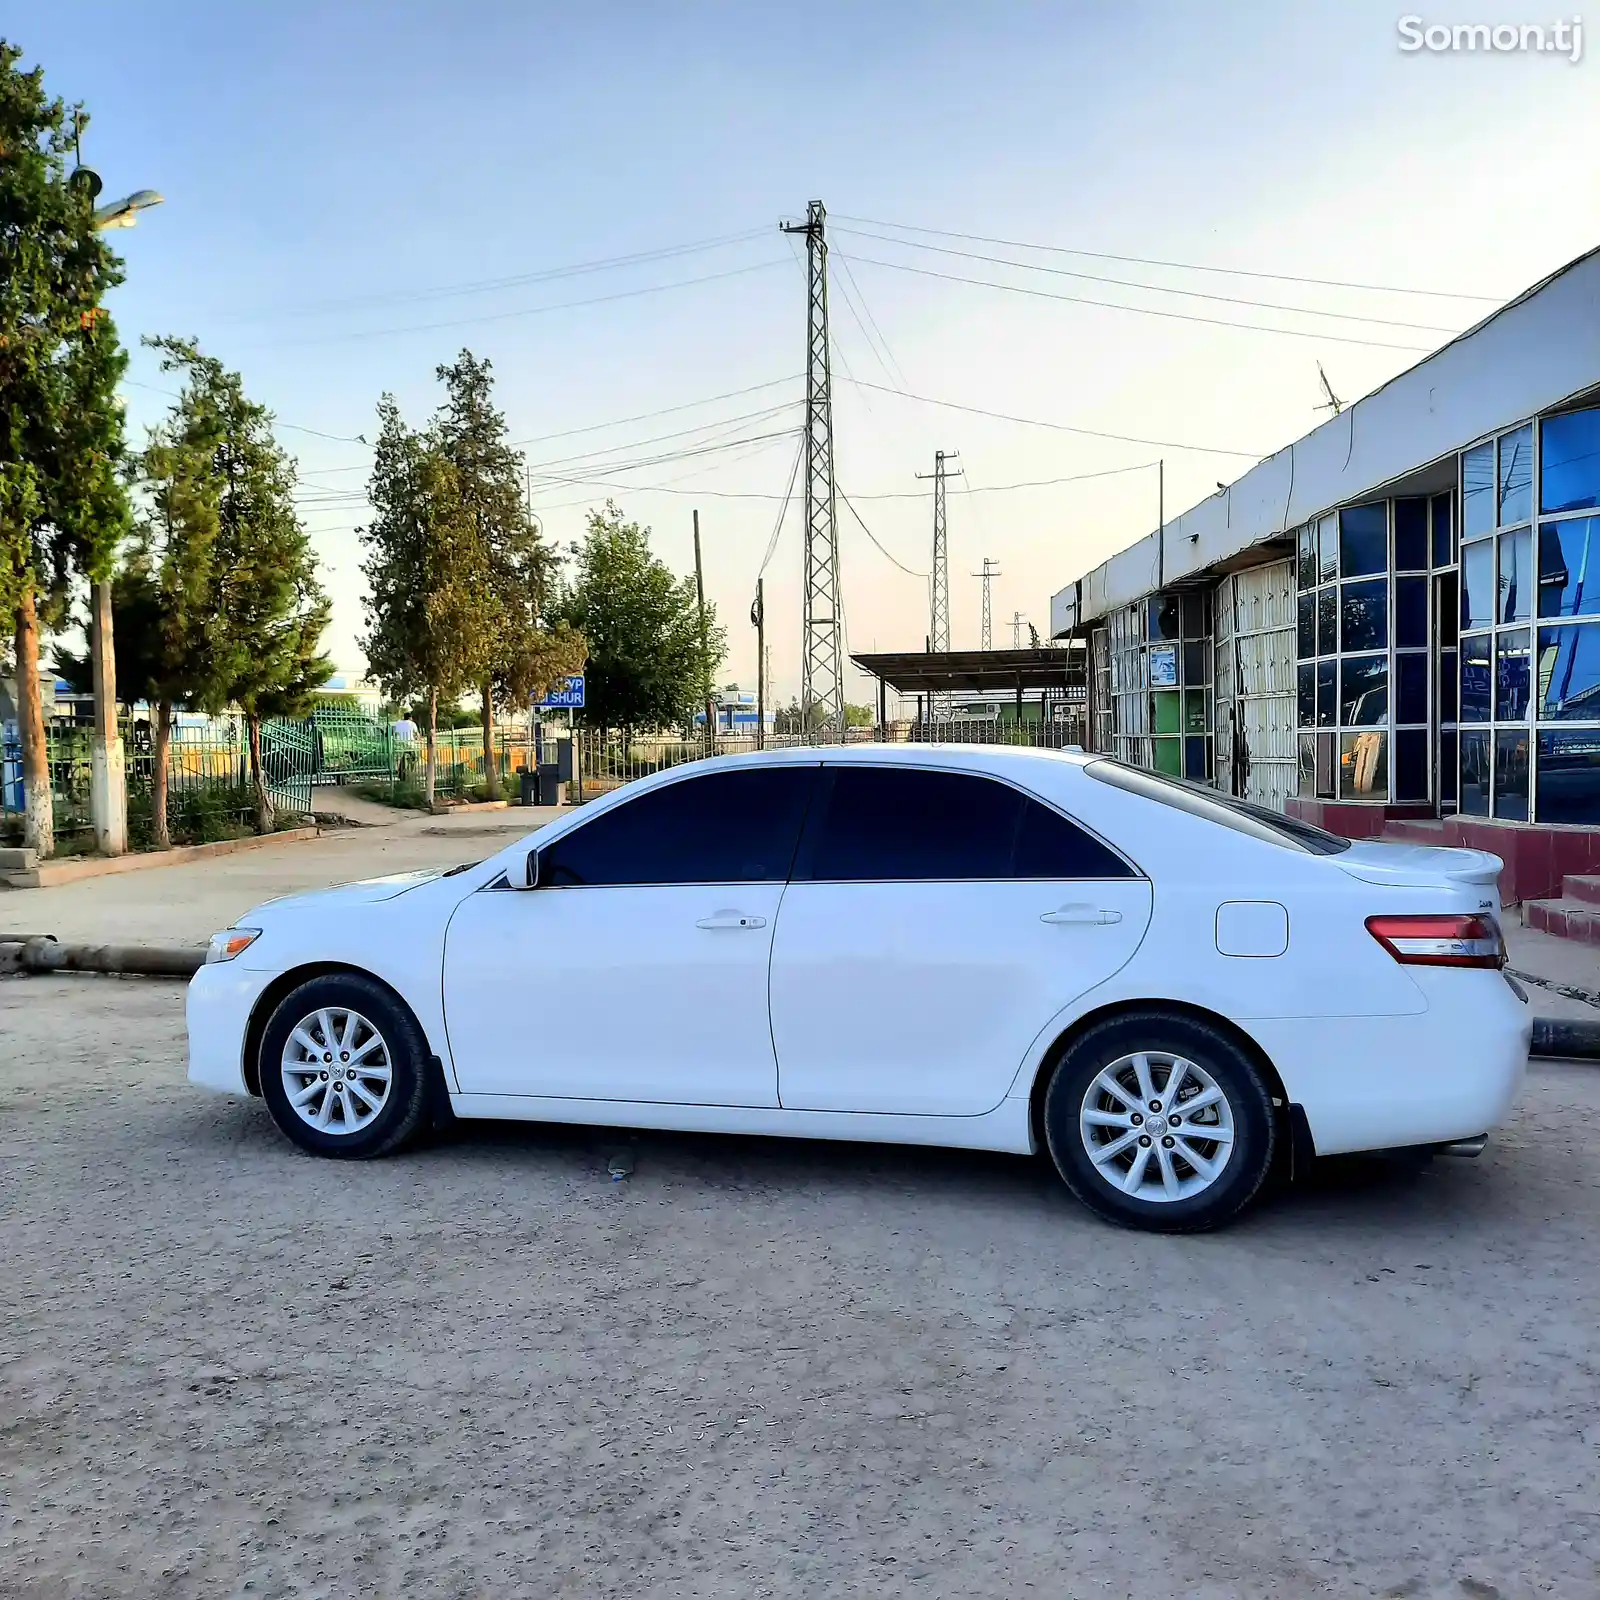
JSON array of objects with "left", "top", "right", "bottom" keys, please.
[
  {"left": 526, "top": 427, "right": 803, "bottom": 484},
  {"left": 837, "top": 486, "right": 929, "bottom": 578},
  {"left": 524, "top": 399, "right": 802, "bottom": 474},
  {"left": 121, "top": 378, "right": 372, "bottom": 445},
  {"left": 838, "top": 250, "right": 1437, "bottom": 353},
  {"left": 834, "top": 213, "right": 1505, "bottom": 303},
  {"left": 836, "top": 252, "right": 912, "bottom": 390},
  {"left": 833, "top": 226, "right": 1461, "bottom": 335},
  {"left": 758, "top": 436, "right": 806, "bottom": 576}
]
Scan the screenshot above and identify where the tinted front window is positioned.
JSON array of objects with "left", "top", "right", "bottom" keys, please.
[
  {"left": 539, "top": 765, "right": 815, "bottom": 886},
  {"left": 1538, "top": 517, "right": 1600, "bottom": 618},
  {"left": 806, "top": 766, "right": 1131, "bottom": 882},
  {"left": 1542, "top": 409, "right": 1600, "bottom": 515}
]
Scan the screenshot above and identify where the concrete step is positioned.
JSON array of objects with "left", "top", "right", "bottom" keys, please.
[
  {"left": 1524, "top": 897, "right": 1600, "bottom": 944},
  {"left": 1563, "top": 874, "right": 1600, "bottom": 907},
  {"left": 1381, "top": 819, "right": 1451, "bottom": 843}
]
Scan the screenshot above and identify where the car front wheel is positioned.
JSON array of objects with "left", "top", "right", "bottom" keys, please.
[
  {"left": 258, "top": 974, "right": 430, "bottom": 1159},
  {"left": 1043, "top": 1013, "right": 1276, "bottom": 1232}
]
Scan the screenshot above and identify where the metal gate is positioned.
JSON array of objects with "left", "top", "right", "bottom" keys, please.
[
  {"left": 1213, "top": 561, "right": 1296, "bottom": 811},
  {"left": 260, "top": 718, "right": 317, "bottom": 817}
]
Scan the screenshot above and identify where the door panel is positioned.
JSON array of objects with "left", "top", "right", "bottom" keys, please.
[
  {"left": 770, "top": 877, "right": 1153, "bottom": 1115},
  {"left": 444, "top": 883, "right": 784, "bottom": 1105}
]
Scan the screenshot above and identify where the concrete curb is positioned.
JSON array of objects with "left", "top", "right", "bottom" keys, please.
[
  {"left": 430, "top": 799, "right": 512, "bottom": 815},
  {"left": 1532, "top": 1017, "right": 1600, "bottom": 1060},
  {"left": 1, "top": 826, "right": 320, "bottom": 890},
  {"left": 1, "top": 937, "right": 203, "bottom": 977}
]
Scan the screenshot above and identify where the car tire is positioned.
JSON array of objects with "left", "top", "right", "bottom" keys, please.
[
  {"left": 258, "top": 973, "right": 431, "bottom": 1160},
  {"left": 1043, "top": 1012, "right": 1276, "bottom": 1233}
]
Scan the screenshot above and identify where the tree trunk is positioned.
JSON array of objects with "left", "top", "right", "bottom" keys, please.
[
  {"left": 152, "top": 700, "right": 173, "bottom": 850},
  {"left": 14, "top": 587, "right": 54, "bottom": 860},
  {"left": 424, "top": 689, "right": 438, "bottom": 811},
  {"left": 248, "top": 714, "right": 274, "bottom": 833},
  {"left": 480, "top": 680, "right": 499, "bottom": 800}
]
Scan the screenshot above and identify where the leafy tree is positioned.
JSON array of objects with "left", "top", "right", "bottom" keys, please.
[
  {"left": 557, "top": 502, "right": 723, "bottom": 736},
  {"left": 774, "top": 697, "right": 872, "bottom": 734},
  {"left": 431, "top": 350, "right": 582, "bottom": 796},
  {"left": 1, "top": 45, "right": 130, "bottom": 856},
  {"left": 360, "top": 397, "right": 494, "bottom": 809}
]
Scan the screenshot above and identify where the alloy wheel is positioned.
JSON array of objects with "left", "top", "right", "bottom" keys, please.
[{"left": 279, "top": 1007, "right": 393, "bottom": 1136}]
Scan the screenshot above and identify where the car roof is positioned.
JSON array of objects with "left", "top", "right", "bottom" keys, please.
[{"left": 679, "top": 742, "right": 1092, "bottom": 774}]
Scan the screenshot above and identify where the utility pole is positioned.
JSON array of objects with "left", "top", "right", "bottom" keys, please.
[
  {"left": 1010, "top": 610, "right": 1025, "bottom": 650},
  {"left": 780, "top": 200, "right": 845, "bottom": 733},
  {"left": 972, "top": 557, "right": 1000, "bottom": 651},
  {"left": 915, "top": 449, "right": 960, "bottom": 719},
  {"left": 750, "top": 578, "right": 765, "bottom": 751},
  {"left": 1156, "top": 458, "right": 1165, "bottom": 590},
  {"left": 693, "top": 509, "right": 715, "bottom": 749}
]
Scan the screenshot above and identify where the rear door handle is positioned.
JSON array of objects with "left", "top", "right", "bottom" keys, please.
[
  {"left": 1041, "top": 906, "right": 1122, "bottom": 926},
  {"left": 695, "top": 912, "right": 768, "bottom": 930}
]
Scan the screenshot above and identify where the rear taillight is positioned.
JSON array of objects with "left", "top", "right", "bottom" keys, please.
[{"left": 1365, "top": 913, "right": 1505, "bottom": 969}]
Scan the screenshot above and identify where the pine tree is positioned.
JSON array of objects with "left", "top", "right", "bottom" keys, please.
[
  {"left": 1, "top": 45, "right": 130, "bottom": 856},
  {"left": 360, "top": 397, "right": 494, "bottom": 810}
]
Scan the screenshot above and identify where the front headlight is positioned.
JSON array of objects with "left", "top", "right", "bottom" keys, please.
[{"left": 206, "top": 928, "right": 261, "bottom": 964}]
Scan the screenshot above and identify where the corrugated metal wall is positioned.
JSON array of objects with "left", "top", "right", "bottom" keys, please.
[{"left": 1213, "top": 561, "right": 1296, "bottom": 811}]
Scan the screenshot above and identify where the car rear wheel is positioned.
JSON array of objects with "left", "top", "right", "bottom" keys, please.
[
  {"left": 1043, "top": 1013, "right": 1276, "bottom": 1232},
  {"left": 258, "top": 974, "right": 430, "bottom": 1159}
]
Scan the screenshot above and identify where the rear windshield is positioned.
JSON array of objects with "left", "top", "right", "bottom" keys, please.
[{"left": 1084, "top": 759, "right": 1352, "bottom": 856}]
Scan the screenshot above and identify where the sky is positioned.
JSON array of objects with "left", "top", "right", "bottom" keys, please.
[{"left": 18, "top": 0, "right": 1600, "bottom": 707}]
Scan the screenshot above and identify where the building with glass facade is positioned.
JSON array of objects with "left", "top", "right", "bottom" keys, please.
[{"left": 1049, "top": 244, "right": 1600, "bottom": 909}]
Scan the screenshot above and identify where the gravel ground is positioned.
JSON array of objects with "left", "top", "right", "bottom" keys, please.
[{"left": 4, "top": 976, "right": 1600, "bottom": 1599}]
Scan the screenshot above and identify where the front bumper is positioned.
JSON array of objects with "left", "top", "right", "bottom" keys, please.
[{"left": 186, "top": 962, "right": 278, "bottom": 1096}]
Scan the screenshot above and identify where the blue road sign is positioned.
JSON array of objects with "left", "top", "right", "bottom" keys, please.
[{"left": 535, "top": 675, "right": 586, "bottom": 710}]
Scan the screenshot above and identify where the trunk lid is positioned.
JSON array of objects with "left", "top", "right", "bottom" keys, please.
[{"left": 1336, "top": 840, "right": 1504, "bottom": 898}]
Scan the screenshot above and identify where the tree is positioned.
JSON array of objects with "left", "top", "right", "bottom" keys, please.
[
  {"left": 431, "top": 350, "right": 581, "bottom": 797},
  {"left": 360, "top": 397, "right": 494, "bottom": 809},
  {"left": 1, "top": 45, "right": 130, "bottom": 856},
  {"left": 774, "top": 697, "right": 872, "bottom": 734},
  {"left": 557, "top": 502, "right": 724, "bottom": 736}
]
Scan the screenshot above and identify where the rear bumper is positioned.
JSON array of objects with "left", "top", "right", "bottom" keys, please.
[
  {"left": 1248, "top": 970, "right": 1531, "bottom": 1157},
  {"left": 187, "top": 963, "right": 276, "bottom": 1096}
]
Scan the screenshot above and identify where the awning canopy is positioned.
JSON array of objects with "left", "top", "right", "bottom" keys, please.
[{"left": 850, "top": 647, "right": 1086, "bottom": 696}]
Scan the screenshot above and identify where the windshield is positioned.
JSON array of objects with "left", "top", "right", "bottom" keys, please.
[{"left": 1084, "top": 759, "right": 1352, "bottom": 856}]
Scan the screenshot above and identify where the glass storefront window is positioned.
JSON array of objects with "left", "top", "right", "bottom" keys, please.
[
  {"left": 1498, "top": 425, "right": 1533, "bottom": 526},
  {"left": 1461, "top": 634, "right": 1492, "bottom": 721},
  {"left": 1317, "top": 514, "right": 1337, "bottom": 584},
  {"left": 1148, "top": 594, "right": 1181, "bottom": 641},
  {"left": 1341, "top": 579, "right": 1387, "bottom": 652},
  {"left": 1339, "top": 731, "right": 1388, "bottom": 799},
  {"left": 1297, "top": 525, "right": 1317, "bottom": 590},
  {"left": 1396, "top": 575, "right": 1428, "bottom": 649},
  {"left": 1340, "top": 504, "right": 1387, "bottom": 577},
  {"left": 1316, "top": 588, "right": 1336, "bottom": 654},
  {"left": 1394, "top": 498, "right": 1428, "bottom": 572},
  {"left": 1297, "top": 734, "right": 1315, "bottom": 797},
  {"left": 1498, "top": 526, "right": 1531, "bottom": 622},
  {"left": 1184, "top": 688, "right": 1207, "bottom": 734},
  {"left": 1152, "top": 737, "right": 1182, "bottom": 776},
  {"left": 1297, "top": 592, "right": 1315, "bottom": 656},
  {"left": 1537, "top": 516, "right": 1600, "bottom": 618},
  {"left": 1396, "top": 728, "right": 1428, "bottom": 802},
  {"left": 1396, "top": 652, "right": 1427, "bottom": 725},
  {"left": 1461, "top": 541, "right": 1494, "bottom": 631},
  {"left": 1537, "top": 622, "right": 1600, "bottom": 720},
  {"left": 1463, "top": 442, "right": 1496, "bottom": 539},
  {"left": 1341, "top": 653, "right": 1387, "bottom": 725},
  {"left": 1317, "top": 660, "right": 1335, "bottom": 727},
  {"left": 1540, "top": 408, "right": 1600, "bottom": 516},
  {"left": 1537, "top": 729, "right": 1600, "bottom": 824},
  {"left": 1297, "top": 663, "right": 1314, "bottom": 728},
  {"left": 1495, "top": 629, "right": 1530, "bottom": 720},
  {"left": 1493, "top": 729, "right": 1530, "bottom": 821},
  {"left": 1184, "top": 736, "right": 1209, "bottom": 781},
  {"left": 1439, "top": 650, "right": 1458, "bottom": 721},
  {"left": 1431, "top": 492, "right": 1455, "bottom": 568},
  {"left": 1460, "top": 729, "right": 1490, "bottom": 815}
]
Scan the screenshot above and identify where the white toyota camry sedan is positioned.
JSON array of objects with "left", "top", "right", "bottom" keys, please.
[{"left": 187, "top": 746, "right": 1531, "bottom": 1231}]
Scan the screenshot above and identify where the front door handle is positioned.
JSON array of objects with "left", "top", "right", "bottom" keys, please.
[
  {"left": 695, "top": 912, "right": 768, "bottom": 930},
  {"left": 1041, "top": 906, "right": 1122, "bottom": 926}
]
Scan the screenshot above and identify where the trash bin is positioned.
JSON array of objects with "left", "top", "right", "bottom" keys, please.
[
  {"left": 536, "top": 762, "right": 563, "bottom": 805},
  {"left": 519, "top": 769, "right": 539, "bottom": 806}
]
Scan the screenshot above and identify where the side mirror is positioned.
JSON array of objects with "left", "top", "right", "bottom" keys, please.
[{"left": 512, "top": 848, "right": 540, "bottom": 890}]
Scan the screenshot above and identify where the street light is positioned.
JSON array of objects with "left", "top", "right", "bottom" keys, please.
[{"left": 92, "top": 188, "right": 164, "bottom": 230}]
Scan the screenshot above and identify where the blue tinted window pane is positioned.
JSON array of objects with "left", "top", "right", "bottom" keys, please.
[
  {"left": 1462, "top": 634, "right": 1492, "bottom": 722},
  {"left": 1298, "top": 733, "right": 1316, "bottom": 797},
  {"left": 1394, "top": 498, "right": 1428, "bottom": 571},
  {"left": 1340, "top": 731, "right": 1388, "bottom": 800},
  {"left": 1184, "top": 736, "right": 1209, "bottom": 781},
  {"left": 1498, "top": 526, "right": 1532, "bottom": 622},
  {"left": 1537, "top": 517, "right": 1600, "bottom": 618},
  {"left": 1438, "top": 570, "right": 1458, "bottom": 648},
  {"left": 1317, "top": 660, "right": 1336, "bottom": 727},
  {"left": 1316, "top": 587, "right": 1336, "bottom": 655},
  {"left": 1538, "top": 622, "right": 1600, "bottom": 721},
  {"left": 1460, "top": 730, "right": 1490, "bottom": 815},
  {"left": 1148, "top": 594, "right": 1180, "bottom": 641},
  {"left": 1541, "top": 409, "right": 1600, "bottom": 515},
  {"left": 1397, "top": 652, "right": 1428, "bottom": 724},
  {"left": 1340, "top": 504, "right": 1387, "bottom": 577},
  {"left": 1439, "top": 729, "right": 1458, "bottom": 805},
  {"left": 1341, "top": 578, "right": 1388, "bottom": 652},
  {"left": 1297, "top": 592, "right": 1315, "bottom": 658},
  {"left": 1494, "top": 730, "right": 1530, "bottom": 821},
  {"left": 1438, "top": 649, "right": 1458, "bottom": 722},
  {"left": 1537, "top": 729, "right": 1600, "bottom": 824},
  {"left": 1317, "top": 732, "right": 1336, "bottom": 797},
  {"left": 1431, "top": 492, "right": 1454, "bottom": 567},
  {"left": 1498, "top": 426, "right": 1533, "bottom": 525},
  {"left": 1462, "top": 443, "right": 1496, "bottom": 539},
  {"left": 1395, "top": 728, "right": 1428, "bottom": 802},
  {"left": 1341, "top": 653, "right": 1387, "bottom": 726},
  {"left": 1317, "top": 514, "right": 1337, "bottom": 584},
  {"left": 1396, "top": 575, "right": 1428, "bottom": 648},
  {"left": 1496, "top": 629, "right": 1531, "bottom": 720},
  {"left": 1297, "top": 663, "right": 1315, "bottom": 727},
  {"left": 1298, "top": 526, "right": 1317, "bottom": 590},
  {"left": 1461, "top": 541, "right": 1494, "bottom": 630}
]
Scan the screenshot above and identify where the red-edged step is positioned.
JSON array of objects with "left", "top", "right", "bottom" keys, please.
[
  {"left": 1525, "top": 897, "right": 1600, "bottom": 944},
  {"left": 1564, "top": 874, "right": 1600, "bottom": 907}
]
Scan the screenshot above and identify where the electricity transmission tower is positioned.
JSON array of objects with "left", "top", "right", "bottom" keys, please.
[
  {"left": 972, "top": 558, "right": 1001, "bottom": 651},
  {"left": 914, "top": 450, "right": 959, "bottom": 717},
  {"left": 781, "top": 200, "right": 845, "bottom": 733},
  {"left": 1010, "top": 610, "right": 1026, "bottom": 649}
]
